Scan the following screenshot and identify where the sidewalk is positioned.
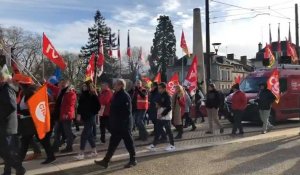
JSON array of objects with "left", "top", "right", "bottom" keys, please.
[{"left": 8, "top": 121, "right": 299, "bottom": 175}]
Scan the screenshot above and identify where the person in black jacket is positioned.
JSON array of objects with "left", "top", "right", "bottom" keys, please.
[
  {"left": 256, "top": 83, "right": 276, "bottom": 134},
  {"left": 146, "top": 83, "right": 175, "bottom": 151},
  {"left": 75, "top": 82, "right": 100, "bottom": 160},
  {"left": 205, "top": 83, "right": 224, "bottom": 134},
  {"left": 95, "top": 79, "right": 136, "bottom": 169},
  {"left": 0, "top": 72, "right": 26, "bottom": 175}
]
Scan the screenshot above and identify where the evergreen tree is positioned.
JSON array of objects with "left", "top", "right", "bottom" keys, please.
[
  {"left": 149, "top": 15, "right": 176, "bottom": 82},
  {"left": 80, "top": 10, "right": 119, "bottom": 79}
]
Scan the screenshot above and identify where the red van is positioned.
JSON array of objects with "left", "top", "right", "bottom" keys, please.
[{"left": 225, "top": 64, "right": 300, "bottom": 124}]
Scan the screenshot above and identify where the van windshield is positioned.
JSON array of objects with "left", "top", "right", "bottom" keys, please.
[{"left": 240, "top": 77, "right": 268, "bottom": 93}]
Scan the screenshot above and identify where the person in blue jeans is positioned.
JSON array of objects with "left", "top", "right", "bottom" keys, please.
[{"left": 75, "top": 82, "right": 100, "bottom": 160}]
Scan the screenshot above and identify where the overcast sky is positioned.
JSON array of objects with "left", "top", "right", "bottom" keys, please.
[{"left": 0, "top": 0, "right": 298, "bottom": 60}]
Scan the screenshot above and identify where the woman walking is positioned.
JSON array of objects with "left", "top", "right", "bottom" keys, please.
[
  {"left": 172, "top": 85, "right": 185, "bottom": 139},
  {"left": 75, "top": 82, "right": 100, "bottom": 160},
  {"left": 205, "top": 84, "right": 224, "bottom": 134}
]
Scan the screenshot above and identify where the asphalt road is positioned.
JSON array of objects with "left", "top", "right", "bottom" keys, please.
[{"left": 43, "top": 135, "right": 300, "bottom": 175}]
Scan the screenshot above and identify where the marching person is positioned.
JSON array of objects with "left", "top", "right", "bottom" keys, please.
[
  {"left": 183, "top": 87, "right": 196, "bottom": 131},
  {"left": 95, "top": 79, "right": 136, "bottom": 169},
  {"left": 132, "top": 80, "right": 149, "bottom": 141},
  {"left": 147, "top": 83, "right": 175, "bottom": 151},
  {"left": 230, "top": 84, "right": 247, "bottom": 136},
  {"left": 172, "top": 85, "right": 185, "bottom": 139},
  {"left": 46, "top": 79, "right": 77, "bottom": 153},
  {"left": 75, "top": 82, "right": 100, "bottom": 160},
  {"left": 256, "top": 83, "right": 276, "bottom": 134},
  {"left": 195, "top": 86, "right": 205, "bottom": 123},
  {"left": 0, "top": 72, "right": 26, "bottom": 175},
  {"left": 98, "top": 82, "right": 113, "bottom": 143},
  {"left": 205, "top": 83, "right": 224, "bottom": 134}
]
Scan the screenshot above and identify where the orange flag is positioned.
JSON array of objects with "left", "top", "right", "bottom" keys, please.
[
  {"left": 154, "top": 72, "right": 161, "bottom": 83},
  {"left": 167, "top": 72, "right": 179, "bottom": 96},
  {"left": 27, "top": 85, "right": 51, "bottom": 139}
]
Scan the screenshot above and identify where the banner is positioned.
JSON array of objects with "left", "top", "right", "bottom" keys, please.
[
  {"left": 167, "top": 72, "right": 179, "bottom": 96},
  {"left": 267, "top": 69, "right": 280, "bottom": 104},
  {"left": 42, "top": 33, "right": 67, "bottom": 70},
  {"left": 183, "top": 56, "right": 198, "bottom": 96},
  {"left": 27, "top": 85, "right": 51, "bottom": 139},
  {"left": 85, "top": 53, "right": 95, "bottom": 81}
]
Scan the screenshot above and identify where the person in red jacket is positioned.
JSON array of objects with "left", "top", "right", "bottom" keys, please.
[
  {"left": 98, "top": 82, "right": 113, "bottom": 143},
  {"left": 46, "top": 79, "right": 77, "bottom": 153},
  {"left": 231, "top": 83, "right": 247, "bottom": 136}
]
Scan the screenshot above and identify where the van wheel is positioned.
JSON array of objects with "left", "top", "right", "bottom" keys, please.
[{"left": 269, "top": 110, "right": 276, "bottom": 125}]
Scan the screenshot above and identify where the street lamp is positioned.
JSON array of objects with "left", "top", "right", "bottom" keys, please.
[{"left": 212, "top": 43, "right": 222, "bottom": 55}]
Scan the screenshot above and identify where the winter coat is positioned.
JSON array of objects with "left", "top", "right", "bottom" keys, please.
[
  {"left": 148, "top": 88, "right": 160, "bottom": 120},
  {"left": 47, "top": 83, "right": 77, "bottom": 121},
  {"left": 256, "top": 89, "right": 276, "bottom": 110},
  {"left": 0, "top": 83, "right": 18, "bottom": 135},
  {"left": 99, "top": 88, "right": 113, "bottom": 117},
  {"left": 156, "top": 91, "right": 172, "bottom": 118},
  {"left": 172, "top": 93, "right": 185, "bottom": 126},
  {"left": 109, "top": 89, "right": 133, "bottom": 133},
  {"left": 77, "top": 91, "right": 100, "bottom": 121},
  {"left": 17, "top": 85, "right": 37, "bottom": 136},
  {"left": 231, "top": 90, "right": 247, "bottom": 111},
  {"left": 184, "top": 90, "right": 192, "bottom": 113},
  {"left": 206, "top": 89, "right": 220, "bottom": 109}
]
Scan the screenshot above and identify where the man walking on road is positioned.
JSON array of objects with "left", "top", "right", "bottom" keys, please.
[
  {"left": 256, "top": 83, "right": 276, "bottom": 134},
  {"left": 230, "top": 84, "right": 247, "bottom": 136},
  {"left": 0, "top": 71, "right": 26, "bottom": 175},
  {"left": 95, "top": 79, "right": 137, "bottom": 169}
]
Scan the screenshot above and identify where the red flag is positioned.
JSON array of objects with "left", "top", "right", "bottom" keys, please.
[
  {"left": 183, "top": 55, "right": 198, "bottom": 96},
  {"left": 264, "top": 44, "right": 275, "bottom": 68},
  {"left": 27, "top": 85, "right": 51, "bottom": 139},
  {"left": 127, "top": 30, "right": 132, "bottom": 58},
  {"left": 85, "top": 53, "right": 95, "bottom": 81},
  {"left": 167, "top": 72, "right": 179, "bottom": 96},
  {"left": 286, "top": 39, "right": 299, "bottom": 64},
  {"left": 153, "top": 72, "right": 161, "bottom": 83},
  {"left": 42, "top": 33, "right": 67, "bottom": 70},
  {"left": 234, "top": 75, "right": 242, "bottom": 84},
  {"left": 180, "top": 30, "right": 189, "bottom": 56},
  {"left": 97, "top": 38, "right": 105, "bottom": 67},
  {"left": 117, "top": 30, "right": 121, "bottom": 59},
  {"left": 267, "top": 69, "right": 280, "bottom": 103}
]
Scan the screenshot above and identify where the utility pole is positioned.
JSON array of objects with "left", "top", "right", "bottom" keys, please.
[
  {"left": 295, "top": 3, "right": 299, "bottom": 57},
  {"left": 205, "top": 0, "right": 211, "bottom": 87}
]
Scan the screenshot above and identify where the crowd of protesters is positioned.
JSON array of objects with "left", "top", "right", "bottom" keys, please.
[{"left": 0, "top": 70, "right": 278, "bottom": 174}]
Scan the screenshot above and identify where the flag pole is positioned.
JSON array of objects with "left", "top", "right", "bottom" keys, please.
[{"left": 42, "top": 32, "right": 45, "bottom": 80}]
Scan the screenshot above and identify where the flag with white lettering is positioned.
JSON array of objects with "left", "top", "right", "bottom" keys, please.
[{"left": 183, "top": 55, "right": 198, "bottom": 96}]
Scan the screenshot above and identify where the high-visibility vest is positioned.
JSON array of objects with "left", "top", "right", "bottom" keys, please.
[{"left": 137, "top": 88, "right": 149, "bottom": 110}]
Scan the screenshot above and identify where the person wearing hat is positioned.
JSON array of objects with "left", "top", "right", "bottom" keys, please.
[
  {"left": 255, "top": 83, "right": 276, "bottom": 134},
  {"left": 0, "top": 71, "right": 26, "bottom": 175},
  {"left": 230, "top": 83, "right": 247, "bottom": 136},
  {"left": 205, "top": 83, "right": 224, "bottom": 134}
]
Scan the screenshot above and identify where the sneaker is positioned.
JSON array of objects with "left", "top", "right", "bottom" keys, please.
[
  {"left": 165, "top": 145, "right": 176, "bottom": 152},
  {"left": 146, "top": 144, "right": 156, "bottom": 151},
  {"left": 124, "top": 160, "right": 137, "bottom": 168},
  {"left": 261, "top": 131, "right": 267, "bottom": 134},
  {"left": 87, "top": 152, "right": 98, "bottom": 158},
  {"left": 94, "top": 159, "right": 109, "bottom": 169},
  {"left": 74, "top": 154, "right": 85, "bottom": 160}
]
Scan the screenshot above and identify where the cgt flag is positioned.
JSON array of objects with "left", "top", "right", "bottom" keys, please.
[
  {"left": 27, "top": 85, "right": 51, "bottom": 139},
  {"left": 267, "top": 69, "right": 280, "bottom": 104},
  {"left": 264, "top": 44, "right": 275, "bottom": 68},
  {"left": 85, "top": 53, "right": 95, "bottom": 81},
  {"left": 286, "top": 39, "right": 299, "bottom": 64},
  {"left": 167, "top": 72, "right": 179, "bottom": 96},
  {"left": 180, "top": 30, "right": 190, "bottom": 56},
  {"left": 42, "top": 33, "right": 67, "bottom": 70},
  {"left": 183, "top": 55, "right": 198, "bottom": 96}
]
